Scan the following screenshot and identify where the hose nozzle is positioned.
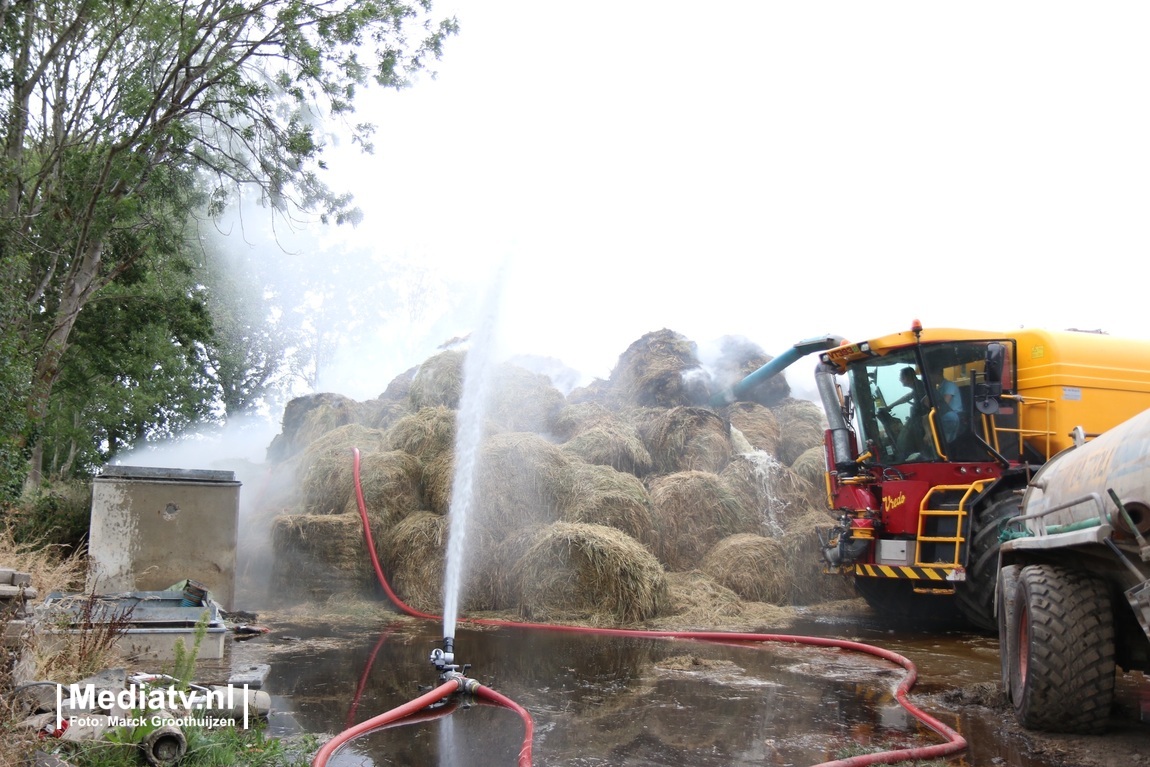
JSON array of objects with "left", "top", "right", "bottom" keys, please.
[{"left": 429, "top": 636, "right": 458, "bottom": 678}]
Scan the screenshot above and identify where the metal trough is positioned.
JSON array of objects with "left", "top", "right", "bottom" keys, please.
[{"left": 39, "top": 590, "right": 227, "bottom": 661}]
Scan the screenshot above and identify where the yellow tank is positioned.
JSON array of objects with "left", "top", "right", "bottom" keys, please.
[{"left": 1010, "top": 328, "right": 1150, "bottom": 455}]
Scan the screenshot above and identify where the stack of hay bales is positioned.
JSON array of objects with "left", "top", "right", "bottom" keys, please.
[
  {"left": 709, "top": 335, "right": 791, "bottom": 408},
  {"left": 266, "top": 326, "right": 850, "bottom": 623}
]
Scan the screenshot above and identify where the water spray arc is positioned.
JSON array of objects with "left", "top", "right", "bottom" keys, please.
[
  {"left": 310, "top": 447, "right": 969, "bottom": 767},
  {"left": 442, "top": 270, "right": 505, "bottom": 649}
]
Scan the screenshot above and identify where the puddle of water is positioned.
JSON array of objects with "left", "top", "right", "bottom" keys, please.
[{"left": 212, "top": 617, "right": 1068, "bottom": 767}]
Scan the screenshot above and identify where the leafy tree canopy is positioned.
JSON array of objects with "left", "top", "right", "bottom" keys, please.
[{"left": 0, "top": 0, "right": 457, "bottom": 488}]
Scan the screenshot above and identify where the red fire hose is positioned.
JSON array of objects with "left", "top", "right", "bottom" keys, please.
[{"left": 312, "top": 448, "right": 968, "bottom": 767}]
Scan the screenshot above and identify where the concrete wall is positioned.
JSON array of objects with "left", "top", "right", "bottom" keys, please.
[{"left": 87, "top": 467, "right": 241, "bottom": 610}]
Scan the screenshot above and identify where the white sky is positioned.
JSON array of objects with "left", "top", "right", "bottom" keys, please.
[{"left": 315, "top": 1, "right": 1150, "bottom": 400}]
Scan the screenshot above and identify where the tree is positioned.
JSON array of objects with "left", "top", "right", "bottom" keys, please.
[
  {"left": 195, "top": 223, "right": 290, "bottom": 417},
  {"left": 41, "top": 254, "right": 219, "bottom": 476},
  {"left": 0, "top": 280, "right": 33, "bottom": 502},
  {"left": 0, "top": 0, "right": 457, "bottom": 485}
]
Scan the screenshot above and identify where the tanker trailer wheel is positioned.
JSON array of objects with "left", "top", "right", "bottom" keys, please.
[
  {"left": 1009, "top": 563, "right": 1115, "bottom": 733},
  {"left": 996, "top": 564, "right": 1021, "bottom": 703},
  {"left": 957, "top": 492, "right": 1022, "bottom": 633}
]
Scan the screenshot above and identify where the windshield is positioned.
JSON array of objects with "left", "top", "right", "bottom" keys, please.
[{"left": 847, "top": 340, "right": 1009, "bottom": 464}]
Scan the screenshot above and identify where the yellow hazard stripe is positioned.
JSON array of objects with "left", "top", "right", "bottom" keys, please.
[{"left": 854, "top": 564, "right": 957, "bottom": 581}]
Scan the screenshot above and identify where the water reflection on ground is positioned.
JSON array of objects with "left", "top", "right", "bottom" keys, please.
[{"left": 212, "top": 612, "right": 1074, "bottom": 767}]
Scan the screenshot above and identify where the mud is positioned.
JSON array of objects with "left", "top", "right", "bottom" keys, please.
[{"left": 202, "top": 598, "right": 1150, "bottom": 766}]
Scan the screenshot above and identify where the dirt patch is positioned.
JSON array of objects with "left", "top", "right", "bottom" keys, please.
[{"left": 935, "top": 679, "right": 1150, "bottom": 767}]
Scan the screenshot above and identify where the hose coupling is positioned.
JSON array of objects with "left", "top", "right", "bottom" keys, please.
[{"left": 443, "top": 670, "right": 480, "bottom": 695}]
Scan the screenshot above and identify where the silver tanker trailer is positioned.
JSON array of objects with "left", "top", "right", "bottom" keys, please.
[{"left": 998, "top": 407, "right": 1150, "bottom": 734}]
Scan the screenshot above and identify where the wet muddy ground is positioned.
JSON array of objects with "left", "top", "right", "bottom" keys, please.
[{"left": 202, "top": 601, "right": 1150, "bottom": 766}]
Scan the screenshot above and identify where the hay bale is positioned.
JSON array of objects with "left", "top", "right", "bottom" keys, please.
[
  {"left": 609, "top": 329, "right": 711, "bottom": 408},
  {"left": 266, "top": 393, "right": 361, "bottom": 462},
  {"left": 356, "top": 398, "right": 412, "bottom": 432},
  {"left": 345, "top": 450, "right": 425, "bottom": 529},
  {"left": 380, "top": 364, "right": 419, "bottom": 402},
  {"left": 551, "top": 402, "right": 615, "bottom": 441},
  {"left": 729, "top": 426, "right": 755, "bottom": 455},
  {"left": 473, "top": 432, "right": 572, "bottom": 538},
  {"left": 791, "top": 445, "right": 828, "bottom": 490},
  {"left": 643, "top": 571, "right": 794, "bottom": 631},
  {"left": 378, "top": 512, "right": 501, "bottom": 615},
  {"left": 657, "top": 571, "right": 745, "bottom": 622},
  {"left": 487, "top": 362, "right": 566, "bottom": 434},
  {"left": 509, "top": 522, "right": 668, "bottom": 623},
  {"left": 292, "top": 425, "right": 389, "bottom": 515},
  {"left": 302, "top": 422, "right": 390, "bottom": 460},
  {"left": 642, "top": 406, "right": 732, "bottom": 475},
  {"left": 701, "top": 534, "right": 789, "bottom": 603},
  {"left": 422, "top": 452, "right": 454, "bottom": 515},
  {"left": 485, "top": 524, "right": 549, "bottom": 609},
  {"left": 561, "top": 422, "right": 653, "bottom": 477},
  {"left": 566, "top": 378, "right": 613, "bottom": 407},
  {"left": 620, "top": 406, "right": 668, "bottom": 433},
  {"left": 726, "top": 402, "right": 782, "bottom": 457},
  {"left": 781, "top": 509, "right": 857, "bottom": 605},
  {"left": 720, "top": 453, "right": 820, "bottom": 538},
  {"left": 773, "top": 398, "right": 828, "bottom": 465},
  {"left": 558, "top": 463, "right": 657, "bottom": 551},
  {"left": 710, "top": 336, "right": 791, "bottom": 407},
  {"left": 648, "top": 471, "right": 757, "bottom": 572},
  {"left": 270, "top": 514, "right": 372, "bottom": 600},
  {"left": 293, "top": 397, "right": 362, "bottom": 449},
  {"left": 299, "top": 449, "right": 354, "bottom": 516},
  {"left": 409, "top": 350, "right": 465, "bottom": 410},
  {"left": 379, "top": 511, "right": 448, "bottom": 613},
  {"left": 386, "top": 406, "right": 456, "bottom": 462}
]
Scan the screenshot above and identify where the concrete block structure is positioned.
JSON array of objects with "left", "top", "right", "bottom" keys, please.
[{"left": 87, "top": 466, "right": 241, "bottom": 610}]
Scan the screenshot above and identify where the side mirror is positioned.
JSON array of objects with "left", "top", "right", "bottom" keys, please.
[
  {"left": 985, "top": 343, "right": 1005, "bottom": 386},
  {"left": 975, "top": 342, "right": 1005, "bottom": 413}
]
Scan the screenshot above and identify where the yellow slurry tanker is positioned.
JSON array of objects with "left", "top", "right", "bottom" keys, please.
[{"left": 716, "top": 322, "right": 1150, "bottom": 632}]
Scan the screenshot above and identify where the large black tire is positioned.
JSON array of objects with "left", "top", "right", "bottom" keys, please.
[
  {"left": 996, "top": 564, "right": 1021, "bottom": 702},
  {"left": 957, "top": 492, "right": 1022, "bottom": 632},
  {"left": 1009, "top": 564, "right": 1115, "bottom": 734}
]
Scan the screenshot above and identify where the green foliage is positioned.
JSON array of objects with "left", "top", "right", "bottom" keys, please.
[
  {"left": 0, "top": 0, "right": 458, "bottom": 483},
  {"left": 3, "top": 480, "right": 92, "bottom": 550},
  {"left": 63, "top": 724, "right": 316, "bottom": 767},
  {"left": 0, "top": 293, "right": 33, "bottom": 503},
  {"left": 102, "top": 712, "right": 160, "bottom": 748},
  {"left": 170, "top": 610, "right": 211, "bottom": 691},
  {"left": 43, "top": 257, "right": 220, "bottom": 474}
]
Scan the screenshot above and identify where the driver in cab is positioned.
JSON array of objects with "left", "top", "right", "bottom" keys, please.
[{"left": 884, "top": 367, "right": 928, "bottom": 459}]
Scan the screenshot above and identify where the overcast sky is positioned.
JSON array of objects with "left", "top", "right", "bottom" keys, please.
[{"left": 307, "top": 1, "right": 1150, "bottom": 400}]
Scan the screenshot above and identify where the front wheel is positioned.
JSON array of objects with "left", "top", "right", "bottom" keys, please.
[
  {"left": 957, "top": 492, "right": 1021, "bottom": 632},
  {"left": 1009, "top": 564, "right": 1115, "bottom": 733}
]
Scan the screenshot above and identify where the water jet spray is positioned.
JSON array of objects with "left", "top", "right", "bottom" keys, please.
[{"left": 324, "top": 445, "right": 966, "bottom": 767}]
